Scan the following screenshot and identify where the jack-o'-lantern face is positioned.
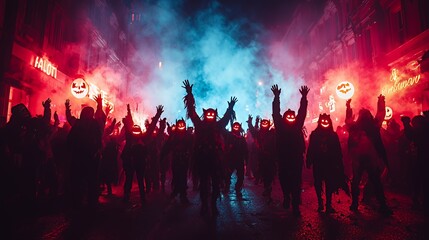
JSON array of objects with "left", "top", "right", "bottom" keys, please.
[
  {"left": 335, "top": 81, "right": 355, "bottom": 100},
  {"left": 71, "top": 78, "right": 89, "bottom": 99},
  {"left": 261, "top": 119, "right": 270, "bottom": 129},
  {"left": 283, "top": 109, "right": 296, "bottom": 124},
  {"left": 385, "top": 106, "right": 393, "bottom": 120},
  {"left": 176, "top": 119, "right": 186, "bottom": 131},
  {"left": 132, "top": 124, "right": 142, "bottom": 136},
  {"left": 203, "top": 108, "right": 217, "bottom": 122},
  {"left": 232, "top": 122, "right": 241, "bottom": 132},
  {"left": 318, "top": 113, "right": 332, "bottom": 129}
]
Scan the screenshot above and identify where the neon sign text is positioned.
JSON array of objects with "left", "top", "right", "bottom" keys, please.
[
  {"left": 33, "top": 56, "right": 57, "bottom": 79},
  {"left": 382, "top": 68, "right": 420, "bottom": 95}
]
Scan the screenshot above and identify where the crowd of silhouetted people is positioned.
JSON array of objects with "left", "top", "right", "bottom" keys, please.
[{"left": 1, "top": 80, "right": 428, "bottom": 219}]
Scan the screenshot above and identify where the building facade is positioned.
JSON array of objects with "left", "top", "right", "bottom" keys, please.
[
  {"left": 284, "top": 0, "right": 429, "bottom": 125},
  {"left": 0, "top": 0, "right": 133, "bottom": 126}
]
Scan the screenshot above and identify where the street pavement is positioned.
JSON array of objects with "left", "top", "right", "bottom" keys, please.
[{"left": 4, "top": 170, "right": 428, "bottom": 240}]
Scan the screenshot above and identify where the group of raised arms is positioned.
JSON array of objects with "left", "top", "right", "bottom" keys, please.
[{"left": 1, "top": 79, "right": 428, "bottom": 219}]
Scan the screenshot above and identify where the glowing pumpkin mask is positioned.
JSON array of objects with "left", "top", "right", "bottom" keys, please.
[
  {"left": 283, "top": 109, "right": 296, "bottom": 123},
  {"left": 318, "top": 114, "right": 332, "bottom": 128},
  {"left": 335, "top": 81, "right": 355, "bottom": 100},
  {"left": 132, "top": 125, "right": 143, "bottom": 136},
  {"left": 385, "top": 106, "right": 393, "bottom": 120},
  {"left": 176, "top": 119, "right": 186, "bottom": 131},
  {"left": 260, "top": 119, "right": 270, "bottom": 129},
  {"left": 71, "top": 78, "right": 89, "bottom": 99},
  {"left": 232, "top": 122, "right": 241, "bottom": 132},
  {"left": 203, "top": 108, "right": 217, "bottom": 122}
]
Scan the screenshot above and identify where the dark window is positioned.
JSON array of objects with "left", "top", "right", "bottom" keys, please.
[{"left": 420, "top": 0, "right": 429, "bottom": 30}]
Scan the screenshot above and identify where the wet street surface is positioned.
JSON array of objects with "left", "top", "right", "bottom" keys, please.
[{"left": 4, "top": 172, "right": 428, "bottom": 240}]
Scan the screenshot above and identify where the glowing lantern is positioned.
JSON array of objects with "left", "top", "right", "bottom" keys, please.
[
  {"left": 385, "top": 106, "right": 393, "bottom": 120},
  {"left": 71, "top": 78, "right": 89, "bottom": 99},
  {"left": 335, "top": 81, "right": 355, "bottom": 100}
]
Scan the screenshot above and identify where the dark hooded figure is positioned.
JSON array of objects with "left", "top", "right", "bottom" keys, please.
[
  {"left": 247, "top": 115, "right": 277, "bottom": 201},
  {"left": 271, "top": 84, "right": 309, "bottom": 216},
  {"left": 121, "top": 104, "right": 163, "bottom": 205},
  {"left": 345, "top": 96, "right": 392, "bottom": 216},
  {"left": 67, "top": 106, "right": 103, "bottom": 209},
  {"left": 183, "top": 80, "right": 237, "bottom": 217},
  {"left": 401, "top": 112, "right": 429, "bottom": 216},
  {"left": 306, "top": 113, "right": 349, "bottom": 213},
  {"left": 161, "top": 118, "right": 193, "bottom": 203},
  {"left": 224, "top": 122, "right": 248, "bottom": 198},
  {"left": 0, "top": 104, "right": 34, "bottom": 212}
]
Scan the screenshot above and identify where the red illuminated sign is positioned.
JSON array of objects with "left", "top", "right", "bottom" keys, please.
[{"left": 33, "top": 56, "right": 58, "bottom": 79}]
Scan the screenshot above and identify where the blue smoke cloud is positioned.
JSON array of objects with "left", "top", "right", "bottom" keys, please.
[{"left": 128, "top": 0, "right": 305, "bottom": 128}]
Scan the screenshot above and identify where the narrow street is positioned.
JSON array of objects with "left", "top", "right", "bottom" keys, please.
[{"left": 5, "top": 171, "right": 428, "bottom": 240}]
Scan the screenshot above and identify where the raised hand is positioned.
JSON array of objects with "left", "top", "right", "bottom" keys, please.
[
  {"left": 42, "top": 98, "right": 51, "bottom": 108},
  {"left": 156, "top": 105, "right": 164, "bottom": 115},
  {"left": 271, "top": 84, "right": 281, "bottom": 97},
  {"left": 255, "top": 115, "right": 260, "bottom": 124},
  {"left": 182, "top": 79, "right": 193, "bottom": 94},
  {"left": 114, "top": 119, "right": 121, "bottom": 129},
  {"left": 105, "top": 104, "right": 113, "bottom": 116},
  {"left": 247, "top": 114, "right": 253, "bottom": 123},
  {"left": 346, "top": 99, "right": 352, "bottom": 108},
  {"left": 126, "top": 104, "right": 131, "bottom": 116},
  {"left": 299, "top": 85, "right": 310, "bottom": 97},
  {"left": 65, "top": 99, "right": 71, "bottom": 110},
  {"left": 228, "top": 96, "right": 238, "bottom": 109},
  {"left": 93, "top": 93, "right": 103, "bottom": 106},
  {"left": 378, "top": 94, "right": 385, "bottom": 102}
]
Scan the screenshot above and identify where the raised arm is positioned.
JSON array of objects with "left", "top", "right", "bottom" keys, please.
[
  {"left": 345, "top": 99, "right": 353, "bottom": 128},
  {"left": 374, "top": 94, "right": 386, "bottom": 128},
  {"left": 42, "top": 98, "right": 52, "bottom": 124},
  {"left": 65, "top": 99, "right": 77, "bottom": 126},
  {"left": 246, "top": 114, "right": 257, "bottom": 138},
  {"left": 296, "top": 86, "right": 309, "bottom": 128},
  {"left": 146, "top": 105, "right": 164, "bottom": 135},
  {"left": 182, "top": 80, "right": 201, "bottom": 126},
  {"left": 271, "top": 84, "right": 282, "bottom": 126},
  {"left": 218, "top": 96, "right": 237, "bottom": 129},
  {"left": 93, "top": 94, "right": 107, "bottom": 131}
]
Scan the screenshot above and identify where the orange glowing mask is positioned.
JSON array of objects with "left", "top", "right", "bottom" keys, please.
[
  {"left": 321, "top": 119, "right": 330, "bottom": 128},
  {"left": 283, "top": 109, "right": 296, "bottom": 123},
  {"left": 232, "top": 122, "right": 241, "bottom": 132},
  {"left": 318, "top": 114, "right": 332, "bottom": 129},
  {"left": 203, "top": 108, "right": 217, "bottom": 121},
  {"left": 261, "top": 119, "right": 270, "bottom": 129},
  {"left": 132, "top": 125, "right": 142, "bottom": 136},
  {"left": 177, "top": 119, "right": 186, "bottom": 131}
]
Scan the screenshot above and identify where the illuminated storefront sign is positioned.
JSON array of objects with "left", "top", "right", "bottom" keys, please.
[
  {"left": 336, "top": 81, "right": 355, "bottom": 99},
  {"left": 381, "top": 68, "right": 421, "bottom": 95},
  {"left": 33, "top": 56, "right": 58, "bottom": 79}
]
